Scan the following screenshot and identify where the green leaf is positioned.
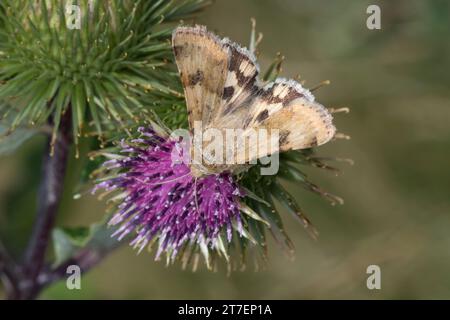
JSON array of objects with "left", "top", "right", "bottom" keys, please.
[
  {"left": 84, "top": 222, "right": 120, "bottom": 253},
  {"left": 59, "top": 226, "right": 91, "bottom": 246},
  {"left": 51, "top": 221, "right": 119, "bottom": 267},
  {"left": 51, "top": 228, "right": 81, "bottom": 266}
]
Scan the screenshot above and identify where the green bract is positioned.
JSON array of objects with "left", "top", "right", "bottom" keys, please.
[{"left": 0, "top": 0, "right": 206, "bottom": 155}]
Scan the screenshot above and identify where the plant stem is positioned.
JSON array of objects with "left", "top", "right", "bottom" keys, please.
[
  {"left": 19, "top": 110, "right": 72, "bottom": 300},
  {"left": 0, "top": 240, "right": 20, "bottom": 299}
]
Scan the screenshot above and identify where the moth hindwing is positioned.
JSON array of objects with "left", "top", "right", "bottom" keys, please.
[{"left": 172, "top": 25, "right": 336, "bottom": 174}]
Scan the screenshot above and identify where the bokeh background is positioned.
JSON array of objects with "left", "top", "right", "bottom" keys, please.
[{"left": 1, "top": 0, "right": 450, "bottom": 299}]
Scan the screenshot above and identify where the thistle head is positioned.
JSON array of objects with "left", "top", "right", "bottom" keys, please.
[
  {"left": 93, "top": 125, "right": 252, "bottom": 270},
  {"left": 0, "top": 0, "right": 207, "bottom": 155},
  {"left": 90, "top": 20, "right": 347, "bottom": 271}
]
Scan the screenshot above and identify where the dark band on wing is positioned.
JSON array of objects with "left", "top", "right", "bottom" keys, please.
[
  {"left": 222, "top": 86, "right": 235, "bottom": 101},
  {"left": 279, "top": 130, "right": 290, "bottom": 146},
  {"left": 222, "top": 85, "right": 258, "bottom": 116},
  {"left": 259, "top": 84, "right": 304, "bottom": 106},
  {"left": 225, "top": 45, "right": 258, "bottom": 87},
  {"left": 173, "top": 45, "right": 184, "bottom": 57},
  {"left": 309, "top": 136, "right": 318, "bottom": 147},
  {"left": 255, "top": 109, "right": 269, "bottom": 123},
  {"left": 219, "top": 42, "right": 259, "bottom": 108},
  {"left": 188, "top": 70, "right": 204, "bottom": 86}
]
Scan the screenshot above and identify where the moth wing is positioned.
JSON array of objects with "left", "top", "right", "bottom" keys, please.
[
  {"left": 173, "top": 26, "right": 336, "bottom": 171},
  {"left": 233, "top": 79, "right": 336, "bottom": 164},
  {"left": 172, "top": 26, "right": 229, "bottom": 129},
  {"left": 208, "top": 40, "right": 260, "bottom": 129}
]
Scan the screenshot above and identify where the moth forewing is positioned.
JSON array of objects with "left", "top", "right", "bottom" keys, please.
[{"left": 172, "top": 26, "right": 229, "bottom": 131}]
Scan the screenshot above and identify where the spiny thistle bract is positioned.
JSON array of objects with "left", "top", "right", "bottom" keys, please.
[{"left": 0, "top": 0, "right": 207, "bottom": 155}]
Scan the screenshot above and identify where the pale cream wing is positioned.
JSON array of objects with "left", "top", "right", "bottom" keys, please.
[
  {"left": 172, "top": 26, "right": 230, "bottom": 129},
  {"left": 208, "top": 39, "right": 260, "bottom": 129},
  {"left": 172, "top": 26, "right": 336, "bottom": 172},
  {"left": 233, "top": 79, "right": 336, "bottom": 164}
]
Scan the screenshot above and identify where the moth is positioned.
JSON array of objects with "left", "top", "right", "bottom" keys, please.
[{"left": 172, "top": 25, "right": 336, "bottom": 177}]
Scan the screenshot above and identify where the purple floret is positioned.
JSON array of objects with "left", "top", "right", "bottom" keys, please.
[{"left": 93, "top": 126, "right": 244, "bottom": 262}]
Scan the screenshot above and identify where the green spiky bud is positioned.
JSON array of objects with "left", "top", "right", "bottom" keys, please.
[{"left": 0, "top": 0, "right": 206, "bottom": 156}]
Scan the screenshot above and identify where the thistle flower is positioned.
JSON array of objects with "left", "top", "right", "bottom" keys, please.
[
  {"left": 90, "top": 21, "right": 348, "bottom": 271},
  {"left": 93, "top": 125, "right": 347, "bottom": 270},
  {"left": 0, "top": 0, "right": 207, "bottom": 155},
  {"left": 93, "top": 125, "right": 252, "bottom": 268}
]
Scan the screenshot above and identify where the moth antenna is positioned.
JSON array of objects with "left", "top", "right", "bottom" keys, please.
[
  {"left": 334, "top": 133, "right": 351, "bottom": 140},
  {"left": 328, "top": 107, "right": 350, "bottom": 114},
  {"left": 147, "top": 172, "right": 191, "bottom": 186},
  {"left": 300, "top": 79, "right": 306, "bottom": 86},
  {"left": 310, "top": 80, "right": 331, "bottom": 92}
]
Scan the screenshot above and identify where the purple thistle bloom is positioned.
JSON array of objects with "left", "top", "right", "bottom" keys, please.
[{"left": 93, "top": 126, "right": 245, "bottom": 264}]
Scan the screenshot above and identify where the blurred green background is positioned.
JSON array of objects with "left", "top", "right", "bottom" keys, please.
[{"left": 1, "top": 0, "right": 450, "bottom": 299}]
